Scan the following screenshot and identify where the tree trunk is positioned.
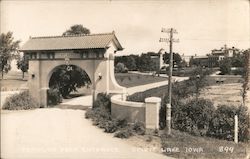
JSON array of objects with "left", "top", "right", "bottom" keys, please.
[
  {"left": 22, "top": 71, "right": 24, "bottom": 80},
  {"left": 1, "top": 71, "right": 3, "bottom": 80}
]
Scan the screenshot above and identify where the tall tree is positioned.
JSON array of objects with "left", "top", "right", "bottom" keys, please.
[
  {"left": 62, "top": 24, "right": 90, "bottom": 36},
  {"left": 138, "top": 53, "right": 156, "bottom": 72},
  {"left": 16, "top": 54, "right": 29, "bottom": 79},
  {"left": 47, "top": 26, "right": 92, "bottom": 98},
  {"left": 163, "top": 52, "right": 182, "bottom": 67},
  {"left": 0, "top": 32, "right": 20, "bottom": 79}
]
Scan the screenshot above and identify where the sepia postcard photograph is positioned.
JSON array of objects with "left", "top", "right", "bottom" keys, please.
[{"left": 0, "top": 0, "right": 250, "bottom": 158}]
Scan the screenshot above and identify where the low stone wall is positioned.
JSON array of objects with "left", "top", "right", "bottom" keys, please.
[
  {"left": 111, "top": 94, "right": 145, "bottom": 123},
  {"left": 111, "top": 94, "right": 161, "bottom": 129}
]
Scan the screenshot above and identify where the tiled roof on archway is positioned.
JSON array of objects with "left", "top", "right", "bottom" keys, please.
[{"left": 20, "top": 32, "right": 123, "bottom": 51}]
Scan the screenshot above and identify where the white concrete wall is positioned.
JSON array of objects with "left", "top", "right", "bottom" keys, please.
[
  {"left": 111, "top": 94, "right": 161, "bottom": 129},
  {"left": 111, "top": 94, "right": 145, "bottom": 123}
]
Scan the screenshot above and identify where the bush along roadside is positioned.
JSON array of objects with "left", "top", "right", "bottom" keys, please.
[
  {"left": 47, "top": 88, "right": 62, "bottom": 106},
  {"left": 85, "top": 93, "right": 145, "bottom": 138},
  {"left": 161, "top": 95, "right": 250, "bottom": 142},
  {"left": 2, "top": 91, "right": 40, "bottom": 110}
]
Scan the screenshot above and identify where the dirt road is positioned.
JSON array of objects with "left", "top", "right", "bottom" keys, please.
[{"left": 1, "top": 108, "right": 171, "bottom": 159}]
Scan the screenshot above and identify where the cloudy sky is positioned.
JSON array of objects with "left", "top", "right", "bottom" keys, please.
[{"left": 1, "top": 0, "right": 249, "bottom": 56}]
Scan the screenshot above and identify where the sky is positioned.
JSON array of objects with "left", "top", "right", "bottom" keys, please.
[{"left": 1, "top": 0, "right": 250, "bottom": 57}]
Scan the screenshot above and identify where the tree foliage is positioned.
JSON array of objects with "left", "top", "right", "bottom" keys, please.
[
  {"left": 231, "top": 52, "right": 245, "bottom": 67},
  {"left": 115, "top": 52, "right": 158, "bottom": 72},
  {"left": 219, "top": 58, "right": 232, "bottom": 75},
  {"left": 115, "top": 55, "right": 138, "bottom": 71},
  {"left": 49, "top": 65, "right": 91, "bottom": 98},
  {"left": 16, "top": 55, "right": 29, "bottom": 79},
  {"left": 115, "top": 62, "right": 128, "bottom": 73},
  {"left": 137, "top": 53, "right": 157, "bottom": 72},
  {"left": 48, "top": 26, "right": 93, "bottom": 98},
  {"left": 62, "top": 24, "right": 90, "bottom": 36},
  {"left": 0, "top": 32, "right": 20, "bottom": 79},
  {"left": 163, "top": 52, "right": 182, "bottom": 66}
]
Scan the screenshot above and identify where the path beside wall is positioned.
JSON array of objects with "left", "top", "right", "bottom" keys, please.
[{"left": 126, "top": 76, "right": 188, "bottom": 95}]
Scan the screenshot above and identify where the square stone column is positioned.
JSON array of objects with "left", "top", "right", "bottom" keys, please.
[
  {"left": 40, "top": 87, "right": 49, "bottom": 107},
  {"left": 145, "top": 97, "right": 161, "bottom": 130}
]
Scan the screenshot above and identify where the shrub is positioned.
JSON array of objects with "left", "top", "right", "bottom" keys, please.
[
  {"left": 2, "top": 91, "right": 40, "bottom": 110},
  {"left": 132, "top": 121, "right": 145, "bottom": 135},
  {"left": 219, "top": 58, "right": 232, "bottom": 75},
  {"left": 47, "top": 88, "right": 62, "bottom": 105},
  {"left": 160, "top": 94, "right": 184, "bottom": 129},
  {"left": 208, "top": 105, "right": 249, "bottom": 142},
  {"left": 114, "top": 128, "right": 133, "bottom": 139},
  {"left": 85, "top": 107, "right": 111, "bottom": 121},
  {"left": 103, "top": 120, "right": 119, "bottom": 133},
  {"left": 115, "top": 62, "right": 128, "bottom": 73},
  {"left": 92, "top": 93, "right": 111, "bottom": 112},
  {"left": 85, "top": 93, "right": 112, "bottom": 128},
  {"left": 103, "top": 118, "right": 129, "bottom": 133},
  {"left": 85, "top": 94, "right": 122, "bottom": 133},
  {"left": 171, "top": 98, "right": 215, "bottom": 136}
]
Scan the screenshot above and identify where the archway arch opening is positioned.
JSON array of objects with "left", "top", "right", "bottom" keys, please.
[{"left": 47, "top": 64, "right": 92, "bottom": 105}]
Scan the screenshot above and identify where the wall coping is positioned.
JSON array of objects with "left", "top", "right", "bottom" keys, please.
[
  {"left": 145, "top": 97, "right": 161, "bottom": 103},
  {"left": 111, "top": 94, "right": 145, "bottom": 108}
]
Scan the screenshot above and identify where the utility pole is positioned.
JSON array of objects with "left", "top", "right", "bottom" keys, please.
[{"left": 160, "top": 28, "right": 179, "bottom": 135}]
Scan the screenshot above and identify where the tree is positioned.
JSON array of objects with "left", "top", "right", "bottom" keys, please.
[
  {"left": 48, "top": 26, "right": 92, "bottom": 98},
  {"left": 115, "top": 55, "right": 138, "bottom": 71},
  {"left": 163, "top": 52, "right": 182, "bottom": 67},
  {"left": 137, "top": 53, "right": 156, "bottom": 72},
  {"left": 0, "top": 32, "right": 20, "bottom": 79},
  {"left": 16, "top": 55, "right": 29, "bottom": 79},
  {"left": 49, "top": 65, "right": 91, "bottom": 98},
  {"left": 231, "top": 52, "right": 244, "bottom": 67},
  {"left": 62, "top": 24, "right": 90, "bottom": 36},
  {"left": 219, "top": 58, "right": 232, "bottom": 75},
  {"left": 189, "top": 67, "right": 208, "bottom": 99},
  {"left": 115, "top": 62, "right": 128, "bottom": 73},
  {"left": 189, "top": 56, "right": 194, "bottom": 67}
]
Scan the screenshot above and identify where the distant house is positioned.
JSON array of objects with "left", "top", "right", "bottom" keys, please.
[
  {"left": 192, "top": 55, "right": 209, "bottom": 67},
  {"left": 211, "top": 45, "right": 239, "bottom": 57},
  {"left": 208, "top": 45, "right": 240, "bottom": 67},
  {"left": 181, "top": 54, "right": 191, "bottom": 67}
]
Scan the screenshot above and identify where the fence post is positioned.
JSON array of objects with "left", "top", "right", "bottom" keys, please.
[{"left": 234, "top": 114, "right": 238, "bottom": 144}]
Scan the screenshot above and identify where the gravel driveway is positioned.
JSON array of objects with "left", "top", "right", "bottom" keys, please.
[{"left": 1, "top": 108, "right": 171, "bottom": 159}]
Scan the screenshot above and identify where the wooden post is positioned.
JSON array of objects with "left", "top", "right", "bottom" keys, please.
[{"left": 234, "top": 114, "right": 238, "bottom": 144}]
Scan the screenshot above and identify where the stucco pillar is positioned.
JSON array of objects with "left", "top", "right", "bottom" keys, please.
[
  {"left": 40, "top": 88, "right": 48, "bottom": 107},
  {"left": 145, "top": 97, "right": 161, "bottom": 130}
]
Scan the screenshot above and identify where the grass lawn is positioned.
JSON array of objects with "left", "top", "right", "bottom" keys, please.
[
  {"left": 160, "top": 129, "right": 249, "bottom": 159},
  {"left": 126, "top": 129, "right": 249, "bottom": 159},
  {"left": 0, "top": 71, "right": 28, "bottom": 91},
  {"left": 115, "top": 73, "right": 166, "bottom": 88},
  {"left": 1, "top": 79, "right": 27, "bottom": 91},
  {"left": 127, "top": 75, "right": 244, "bottom": 102}
]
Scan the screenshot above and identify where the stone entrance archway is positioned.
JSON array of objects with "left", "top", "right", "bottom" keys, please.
[
  {"left": 20, "top": 32, "right": 126, "bottom": 107},
  {"left": 48, "top": 64, "right": 92, "bottom": 102}
]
